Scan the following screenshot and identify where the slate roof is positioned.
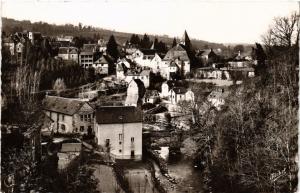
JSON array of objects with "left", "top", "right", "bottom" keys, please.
[
  {"left": 163, "top": 44, "right": 189, "bottom": 61},
  {"left": 140, "top": 49, "right": 156, "bottom": 56},
  {"left": 96, "top": 106, "right": 142, "bottom": 124},
  {"left": 144, "top": 90, "right": 159, "bottom": 98},
  {"left": 69, "top": 47, "right": 78, "bottom": 54},
  {"left": 171, "top": 87, "right": 187, "bottom": 94},
  {"left": 58, "top": 47, "right": 69, "bottom": 54},
  {"left": 94, "top": 55, "right": 109, "bottom": 64},
  {"left": 60, "top": 143, "right": 82, "bottom": 152},
  {"left": 83, "top": 44, "right": 96, "bottom": 52},
  {"left": 43, "top": 96, "right": 89, "bottom": 115}
]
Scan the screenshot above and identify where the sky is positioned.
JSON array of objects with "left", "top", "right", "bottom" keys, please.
[{"left": 1, "top": 0, "right": 298, "bottom": 44}]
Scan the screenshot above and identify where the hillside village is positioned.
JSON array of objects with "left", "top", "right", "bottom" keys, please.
[{"left": 1, "top": 10, "right": 298, "bottom": 193}]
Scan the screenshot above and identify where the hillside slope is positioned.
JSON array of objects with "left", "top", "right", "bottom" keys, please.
[{"left": 2, "top": 17, "right": 226, "bottom": 49}]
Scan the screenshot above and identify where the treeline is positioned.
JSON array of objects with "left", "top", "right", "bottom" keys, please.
[{"left": 2, "top": 17, "right": 225, "bottom": 49}]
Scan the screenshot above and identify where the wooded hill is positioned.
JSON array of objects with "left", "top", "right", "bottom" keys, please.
[{"left": 2, "top": 17, "right": 226, "bottom": 49}]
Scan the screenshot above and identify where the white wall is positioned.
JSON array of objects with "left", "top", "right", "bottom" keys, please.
[{"left": 96, "top": 122, "right": 143, "bottom": 160}]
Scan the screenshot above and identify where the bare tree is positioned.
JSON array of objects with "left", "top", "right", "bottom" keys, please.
[
  {"left": 262, "top": 12, "right": 299, "bottom": 48},
  {"left": 53, "top": 78, "right": 67, "bottom": 95}
]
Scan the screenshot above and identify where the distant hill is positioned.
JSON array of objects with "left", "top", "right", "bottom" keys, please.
[{"left": 2, "top": 17, "right": 226, "bottom": 50}]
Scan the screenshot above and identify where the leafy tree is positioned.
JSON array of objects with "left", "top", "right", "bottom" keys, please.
[
  {"left": 153, "top": 37, "right": 159, "bottom": 49},
  {"left": 129, "top": 34, "right": 140, "bottom": 46},
  {"left": 233, "top": 44, "right": 244, "bottom": 53},
  {"left": 140, "top": 34, "right": 152, "bottom": 49},
  {"left": 86, "top": 67, "right": 96, "bottom": 83},
  {"left": 106, "top": 35, "right": 119, "bottom": 60},
  {"left": 253, "top": 43, "right": 267, "bottom": 76}
]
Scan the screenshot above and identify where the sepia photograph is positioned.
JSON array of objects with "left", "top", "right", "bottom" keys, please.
[{"left": 0, "top": 0, "right": 299, "bottom": 192}]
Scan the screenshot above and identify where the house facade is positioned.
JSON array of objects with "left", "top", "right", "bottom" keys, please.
[
  {"left": 80, "top": 51, "right": 94, "bottom": 68},
  {"left": 162, "top": 44, "right": 191, "bottom": 79},
  {"left": 58, "top": 47, "right": 78, "bottom": 62},
  {"left": 124, "top": 70, "right": 151, "bottom": 88},
  {"left": 144, "top": 90, "right": 160, "bottom": 104},
  {"left": 169, "top": 87, "right": 194, "bottom": 104},
  {"left": 95, "top": 106, "right": 143, "bottom": 160},
  {"left": 93, "top": 55, "right": 110, "bottom": 75},
  {"left": 43, "top": 96, "right": 95, "bottom": 134},
  {"left": 80, "top": 44, "right": 97, "bottom": 68},
  {"left": 133, "top": 49, "right": 156, "bottom": 67}
]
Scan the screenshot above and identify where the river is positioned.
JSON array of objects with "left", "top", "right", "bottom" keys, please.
[{"left": 156, "top": 147, "right": 204, "bottom": 193}]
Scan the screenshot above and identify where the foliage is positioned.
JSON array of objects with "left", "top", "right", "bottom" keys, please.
[
  {"left": 66, "top": 165, "right": 100, "bottom": 193},
  {"left": 106, "top": 35, "right": 119, "bottom": 60},
  {"left": 193, "top": 45, "right": 298, "bottom": 192},
  {"left": 140, "top": 33, "right": 152, "bottom": 49},
  {"left": 129, "top": 34, "right": 141, "bottom": 46},
  {"left": 181, "top": 138, "right": 198, "bottom": 158},
  {"left": 233, "top": 44, "right": 244, "bottom": 53}
]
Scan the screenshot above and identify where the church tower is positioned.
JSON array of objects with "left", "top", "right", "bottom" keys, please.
[{"left": 180, "top": 30, "right": 192, "bottom": 51}]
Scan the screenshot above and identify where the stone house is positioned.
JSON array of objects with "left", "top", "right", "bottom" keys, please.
[
  {"left": 163, "top": 44, "right": 191, "bottom": 79},
  {"left": 133, "top": 49, "right": 156, "bottom": 67},
  {"left": 169, "top": 87, "right": 195, "bottom": 104},
  {"left": 43, "top": 96, "right": 95, "bottom": 134},
  {"left": 94, "top": 106, "right": 143, "bottom": 160},
  {"left": 143, "top": 90, "right": 160, "bottom": 104},
  {"left": 93, "top": 55, "right": 110, "bottom": 75},
  {"left": 80, "top": 44, "right": 97, "bottom": 68},
  {"left": 160, "top": 80, "right": 186, "bottom": 98},
  {"left": 58, "top": 47, "right": 78, "bottom": 62},
  {"left": 125, "top": 69, "right": 151, "bottom": 88}
]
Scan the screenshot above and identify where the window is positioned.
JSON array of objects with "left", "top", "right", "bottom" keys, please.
[
  {"left": 119, "top": 141, "right": 122, "bottom": 145},
  {"left": 61, "top": 124, "right": 66, "bottom": 132},
  {"left": 131, "top": 137, "right": 134, "bottom": 143},
  {"left": 75, "top": 128, "right": 78, "bottom": 132},
  {"left": 105, "top": 139, "right": 110, "bottom": 147},
  {"left": 84, "top": 115, "right": 87, "bottom": 122},
  {"left": 119, "top": 149, "right": 122, "bottom": 153},
  {"left": 62, "top": 114, "right": 65, "bottom": 121},
  {"left": 119, "top": 133, "right": 123, "bottom": 140},
  {"left": 131, "top": 150, "right": 135, "bottom": 158},
  {"left": 80, "top": 115, "right": 84, "bottom": 121},
  {"left": 88, "top": 114, "right": 91, "bottom": 122},
  {"left": 80, "top": 126, "right": 84, "bottom": 132}
]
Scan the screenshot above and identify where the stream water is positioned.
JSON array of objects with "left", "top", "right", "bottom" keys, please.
[
  {"left": 157, "top": 147, "right": 204, "bottom": 193},
  {"left": 168, "top": 157, "right": 204, "bottom": 193}
]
